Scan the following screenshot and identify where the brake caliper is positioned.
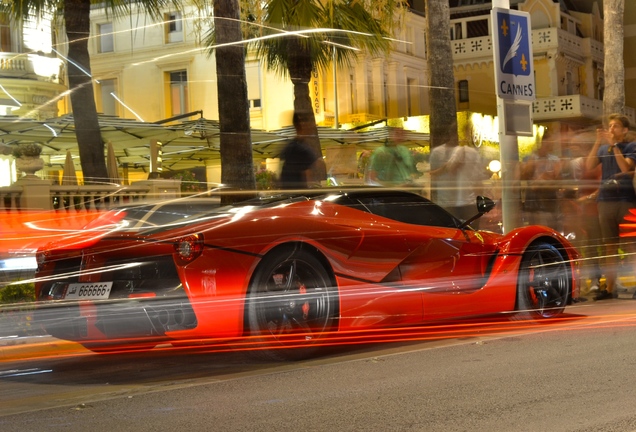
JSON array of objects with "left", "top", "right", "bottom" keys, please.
[{"left": 299, "top": 284, "right": 309, "bottom": 319}]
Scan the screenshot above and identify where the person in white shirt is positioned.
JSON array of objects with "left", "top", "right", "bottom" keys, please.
[{"left": 430, "top": 140, "right": 485, "bottom": 227}]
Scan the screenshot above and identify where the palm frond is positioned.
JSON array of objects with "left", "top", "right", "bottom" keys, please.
[{"left": 231, "top": 0, "right": 404, "bottom": 78}]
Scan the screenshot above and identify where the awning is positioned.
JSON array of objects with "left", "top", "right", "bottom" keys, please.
[{"left": 0, "top": 114, "right": 429, "bottom": 174}]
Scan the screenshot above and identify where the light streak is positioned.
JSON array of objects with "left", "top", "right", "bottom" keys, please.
[
  {"left": 52, "top": 48, "right": 92, "bottom": 78},
  {"left": 0, "top": 84, "right": 22, "bottom": 107},
  {"left": 4, "top": 310, "right": 636, "bottom": 363},
  {"left": 110, "top": 92, "right": 145, "bottom": 122},
  {"left": 43, "top": 124, "right": 58, "bottom": 137},
  {"left": 0, "top": 368, "right": 52, "bottom": 377}
]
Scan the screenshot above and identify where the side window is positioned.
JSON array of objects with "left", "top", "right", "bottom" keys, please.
[
  {"left": 167, "top": 70, "right": 189, "bottom": 116},
  {"left": 0, "top": 13, "right": 12, "bottom": 52},
  {"left": 165, "top": 12, "right": 184, "bottom": 43},
  {"left": 330, "top": 195, "right": 370, "bottom": 213},
  {"left": 246, "top": 61, "right": 262, "bottom": 111},
  {"left": 357, "top": 195, "right": 459, "bottom": 228},
  {"left": 98, "top": 22, "right": 114, "bottom": 53},
  {"left": 98, "top": 79, "right": 118, "bottom": 116}
]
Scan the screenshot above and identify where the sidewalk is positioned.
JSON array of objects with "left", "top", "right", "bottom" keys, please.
[
  {"left": 0, "top": 334, "right": 88, "bottom": 362},
  {"left": 580, "top": 275, "right": 636, "bottom": 300}
]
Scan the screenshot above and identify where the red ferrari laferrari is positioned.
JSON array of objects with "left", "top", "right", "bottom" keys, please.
[{"left": 33, "top": 189, "right": 580, "bottom": 358}]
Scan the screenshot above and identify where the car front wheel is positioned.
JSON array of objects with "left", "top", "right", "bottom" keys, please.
[{"left": 514, "top": 242, "right": 570, "bottom": 319}]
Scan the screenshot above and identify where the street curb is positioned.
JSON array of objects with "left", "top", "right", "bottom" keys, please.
[{"left": 0, "top": 335, "right": 87, "bottom": 362}]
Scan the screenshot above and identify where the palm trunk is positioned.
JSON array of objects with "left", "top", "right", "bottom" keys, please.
[
  {"left": 603, "top": 0, "right": 625, "bottom": 116},
  {"left": 288, "top": 38, "right": 327, "bottom": 181},
  {"left": 64, "top": 0, "right": 108, "bottom": 184},
  {"left": 214, "top": 0, "right": 256, "bottom": 204},
  {"left": 426, "top": 0, "right": 458, "bottom": 202},
  {"left": 426, "top": 0, "right": 457, "bottom": 148}
]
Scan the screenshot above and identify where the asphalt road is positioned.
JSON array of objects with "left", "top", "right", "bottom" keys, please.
[{"left": 2, "top": 299, "right": 636, "bottom": 432}]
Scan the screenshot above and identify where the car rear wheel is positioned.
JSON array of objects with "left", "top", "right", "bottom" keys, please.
[
  {"left": 514, "top": 242, "right": 570, "bottom": 319},
  {"left": 246, "top": 246, "right": 337, "bottom": 360}
]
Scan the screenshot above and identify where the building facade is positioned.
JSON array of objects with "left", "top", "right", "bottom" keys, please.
[{"left": 1, "top": 0, "right": 634, "bottom": 185}]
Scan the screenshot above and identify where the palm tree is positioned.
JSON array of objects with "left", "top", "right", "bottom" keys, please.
[
  {"left": 425, "top": 0, "right": 457, "bottom": 149},
  {"left": 213, "top": 0, "right": 256, "bottom": 204},
  {"left": 603, "top": 0, "right": 625, "bottom": 116},
  {"left": 2, "top": 0, "right": 179, "bottom": 184},
  {"left": 221, "top": 0, "right": 406, "bottom": 180},
  {"left": 425, "top": 0, "right": 458, "bottom": 204}
]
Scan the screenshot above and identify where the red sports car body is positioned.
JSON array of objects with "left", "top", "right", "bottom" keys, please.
[{"left": 33, "top": 189, "right": 580, "bottom": 358}]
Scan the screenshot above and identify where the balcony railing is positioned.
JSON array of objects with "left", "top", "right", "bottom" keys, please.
[
  {"left": 452, "top": 35, "right": 492, "bottom": 61},
  {"left": 533, "top": 94, "right": 636, "bottom": 124},
  {"left": 452, "top": 27, "right": 602, "bottom": 65},
  {"left": 0, "top": 52, "right": 65, "bottom": 84},
  {"left": 1, "top": 180, "right": 181, "bottom": 212}
]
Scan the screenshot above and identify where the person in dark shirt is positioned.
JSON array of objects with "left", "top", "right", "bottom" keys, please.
[
  {"left": 279, "top": 111, "right": 323, "bottom": 190},
  {"left": 585, "top": 113, "right": 636, "bottom": 300}
]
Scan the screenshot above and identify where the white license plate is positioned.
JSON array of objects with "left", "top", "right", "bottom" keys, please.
[{"left": 65, "top": 282, "right": 113, "bottom": 300}]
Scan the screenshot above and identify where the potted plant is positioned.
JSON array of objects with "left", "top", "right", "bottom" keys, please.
[{"left": 13, "top": 142, "right": 44, "bottom": 177}]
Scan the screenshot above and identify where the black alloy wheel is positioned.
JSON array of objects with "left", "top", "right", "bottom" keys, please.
[
  {"left": 514, "top": 242, "right": 570, "bottom": 319},
  {"left": 247, "top": 246, "right": 336, "bottom": 360}
]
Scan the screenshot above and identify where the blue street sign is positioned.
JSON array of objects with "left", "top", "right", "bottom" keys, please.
[{"left": 491, "top": 7, "right": 535, "bottom": 101}]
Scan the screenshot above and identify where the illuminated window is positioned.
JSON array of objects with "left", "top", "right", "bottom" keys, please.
[
  {"left": 367, "top": 67, "right": 374, "bottom": 104},
  {"left": 99, "top": 79, "right": 118, "bottom": 116},
  {"left": 98, "top": 23, "right": 113, "bottom": 53},
  {"left": 0, "top": 13, "right": 11, "bottom": 52},
  {"left": 350, "top": 71, "right": 357, "bottom": 113},
  {"left": 246, "top": 61, "right": 262, "bottom": 111},
  {"left": 168, "top": 70, "right": 188, "bottom": 116},
  {"left": 405, "top": 26, "right": 413, "bottom": 54},
  {"left": 165, "top": 12, "right": 183, "bottom": 44},
  {"left": 407, "top": 78, "right": 419, "bottom": 117},
  {"left": 383, "top": 74, "right": 389, "bottom": 117}
]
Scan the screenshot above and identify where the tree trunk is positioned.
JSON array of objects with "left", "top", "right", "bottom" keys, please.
[
  {"left": 426, "top": 0, "right": 457, "bottom": 147},
  {"left": 287, "top": 38, "right": 327, "bottom": 181},
  {"left": 214, "top": 0, "right": 256, "bottom": 204},
  {"left": 426, "top": 0, "right": 458, "bottom": 201},
  {"left": 64, "top": 0, "right": 108, "bottom": 184},
  {"left": 603, "top": 0, "right": 625, "bottom": 117}
]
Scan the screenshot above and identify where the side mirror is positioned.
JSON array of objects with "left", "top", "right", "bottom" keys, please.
[
  {"left": 459, "top": 196, "right": 496, "bottom": 229},
  {"left": 476, "top": 196, "right": 495, "bottom": 214}
]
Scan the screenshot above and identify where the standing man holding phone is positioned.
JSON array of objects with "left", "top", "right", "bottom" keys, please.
[{"left": 585, "top": 114, "right": 636, "bottom": 300}]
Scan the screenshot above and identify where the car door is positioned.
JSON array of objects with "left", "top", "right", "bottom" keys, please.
[
  {"left": 352, "top": 193, "right": 499, "bottom": 320},
  {"left": 315, "top": 197, "right": 424, "bottom": 328},
  {"left": 399, "top": 224, "right": 499, "bottom": 320}
]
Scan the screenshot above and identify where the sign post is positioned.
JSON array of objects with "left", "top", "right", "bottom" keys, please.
[{"left": 491, "top": 2, "right": 536, "bottom": 233}]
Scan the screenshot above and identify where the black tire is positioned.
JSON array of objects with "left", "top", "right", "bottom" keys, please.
[
  {"left": 514, "top": 242, "right": 570, "bottom": 319},
  {"left": 246, "top": 246, "right": 337, "bottom": 361}
]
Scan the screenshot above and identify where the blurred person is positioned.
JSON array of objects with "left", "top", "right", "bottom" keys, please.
[
  {"left": 367, "top": 128, "right": 417, "bottom": 186},
  {"left": 560, "top": 133, "right": 603, "bottom": 294},
  {"left": 518, "top": 129, "right": 562, "bottom": 231},
  {"left": 430, "top": 134, "right": 458, "bottom": 211},
  {"left": 430, "top": 136, "right": 485, "bottom": 225},
  {"left": 585, "top": 114, "right": 636, "bottom": 300},
  {"left": 279, "top": 111, "right": 324, "bottom": 190}
]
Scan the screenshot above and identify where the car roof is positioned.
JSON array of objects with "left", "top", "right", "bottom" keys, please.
[{"left": 92, "top": 188, "right": 462, "bottom": 232}]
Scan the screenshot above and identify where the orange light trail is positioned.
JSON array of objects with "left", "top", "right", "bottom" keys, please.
[
  {"left": 3, "top": 306, "right": 636, "bottom": 363},
  {"left": 0, "top": 211, "right": 106, "bottom": 253}
]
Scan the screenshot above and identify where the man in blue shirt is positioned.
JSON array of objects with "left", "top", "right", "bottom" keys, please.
[{"left": 585, "top": 113, "right": 636, "bottom": 300}]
